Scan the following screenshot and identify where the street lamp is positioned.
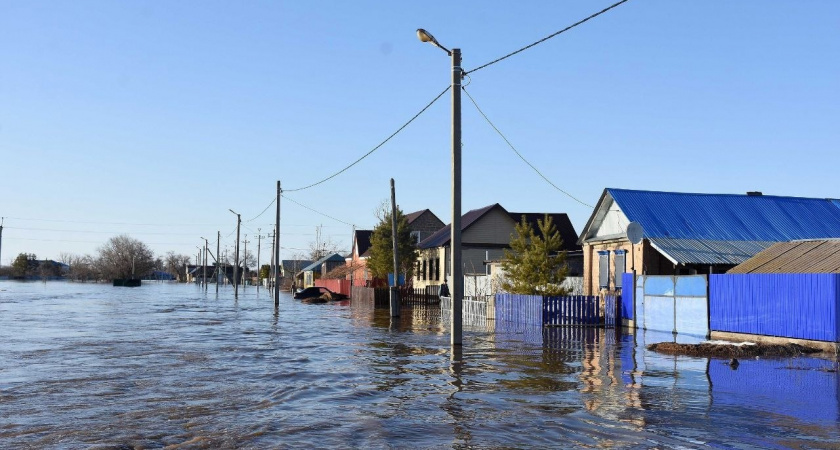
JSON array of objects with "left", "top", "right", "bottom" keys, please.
[
  {"left": 417, "top": 28, "right": 463, "bottom": 346},
  {"left": 229, "top": 209, "right": 241, "bottom": 298}
]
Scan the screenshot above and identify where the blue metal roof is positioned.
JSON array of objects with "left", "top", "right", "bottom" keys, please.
[
  {"left": 609, "top": 189, "right": 840, "bottom": 242},
  {"left": 300, "top": 253, "right": 345, "bottom": 272}
]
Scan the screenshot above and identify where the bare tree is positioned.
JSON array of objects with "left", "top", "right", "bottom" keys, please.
[
  {"left": 165, "top": 251, "right": 191, "bottom": 282},
  {"left": 96, "top": 235, "right": 156, "bottom": 280},
  {"left": 307, "top": 225, "right": 343, "bottom": 261}
]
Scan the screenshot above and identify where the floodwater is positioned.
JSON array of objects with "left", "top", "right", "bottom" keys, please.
[{"left": 1, "top": 281, "right": 839, "bottom": 449}]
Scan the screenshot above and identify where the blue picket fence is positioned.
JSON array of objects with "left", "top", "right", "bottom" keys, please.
[
  {"left": 543, "top": 295, "right": 600, "bottom": 326},
  {"left": 496, "top": 293, "right": 616, "bottom": 327}
]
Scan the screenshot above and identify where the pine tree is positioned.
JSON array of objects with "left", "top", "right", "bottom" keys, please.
[
  {"left": 501, "top": 214, "right": 569, "bottom": 296},
  {"left": 367, "top": 208, "right": 419, "bottom": 281}
]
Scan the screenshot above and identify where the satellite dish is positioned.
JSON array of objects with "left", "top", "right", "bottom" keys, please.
[{"left": 626, "top": 222, "right": 644, "bottom": 244}]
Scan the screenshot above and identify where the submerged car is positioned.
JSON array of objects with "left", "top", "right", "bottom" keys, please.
[{"left": 293, "top": 286, "right": 349, "bottom": 302}]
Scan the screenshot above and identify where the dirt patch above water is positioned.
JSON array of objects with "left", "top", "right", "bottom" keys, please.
[{"left": 647, "top": 342, "right": 822, "bottom": 358}]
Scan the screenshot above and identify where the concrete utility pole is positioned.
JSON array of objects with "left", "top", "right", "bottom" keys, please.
[
  {"left": 256, "top": 229, "right": 262, "bottom": 288},
  {"left": 390, "top": 178, "right": 400, "bottom": 317},
  {"left": 417, "top": 28, "right": 462, "bottom": 346},
  {"left": 229, "top": 209, "right": 241, "bottom": 298},
  {"left": 274, "top": 181, "right": 281, "bottom": 307},
  {"left": 243, "top": 235, "right": 249, "bottom": 289},
  {"left": 269, "top": 231, "right": 275, "bottom": 290},
  {"left": 201, "top": 237, "right": 209, "bottom": 290}
]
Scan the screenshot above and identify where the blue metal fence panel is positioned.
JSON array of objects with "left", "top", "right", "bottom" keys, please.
[
  {"left": 621, "top": 273, "right": 634, "bottom": 320},
  {"left": 636, "top": 276, "right": 646, "bottom": 330},
  {"left": 675, "top": 296, "right": 708, "bottom": 338},
  {"left": 710, "top": 273, "right": 840, "bottom": 342},
  {"left": 644, "top": 295, "right": 675, "bottom": 334}
]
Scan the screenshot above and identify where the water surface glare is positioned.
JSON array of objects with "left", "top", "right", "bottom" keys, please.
[{"left": 1, "top": 281, "right": 839, "bottom": 448}]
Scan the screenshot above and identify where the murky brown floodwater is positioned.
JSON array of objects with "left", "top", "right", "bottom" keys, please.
[{"left": 1, "top": 281, "right": 839, "bottom": 449}]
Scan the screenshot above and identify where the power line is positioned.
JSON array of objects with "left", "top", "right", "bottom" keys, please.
[
  {"left": 465, "top": 0, "right": 631, "bottom": 75},
  {"left": 281, "top": 194, "right": 354, "bottom": 227},
  {"left": 3, "top": 226, "right": 221, "bottom": 236},
  {"left": 3, "top": 216, "right": 221, "bottom": 227},
  {"left": 246, "top": 197, "right": 276, "bottom": 222},
  {"left": 462, "top": 86, "right": 593, "bottom": 208},
  {"left": 284, "top": 85, "right": 450, "bottom": 192}
]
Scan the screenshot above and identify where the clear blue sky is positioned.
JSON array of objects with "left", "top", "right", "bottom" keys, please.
[{"left": 1, "top": 1, "right": 838, "bottom": 266}]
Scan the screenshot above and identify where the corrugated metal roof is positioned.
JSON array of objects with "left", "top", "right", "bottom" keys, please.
[
  {"left": 648, "top": 238, "right": 776, "bottom": 265},
  {"left": 598, "top": 189, "right": 840, "bottom": 265},
  {"left": 728, "top": 240, "right": 840, "bottom": 273},
  {"left": 300, "top": 253, "right": 345, "bottom": 272},
  {"left": 609, "top": 189, "right": 840, "bottom": 242}
]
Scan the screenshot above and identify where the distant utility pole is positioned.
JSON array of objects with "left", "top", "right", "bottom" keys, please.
[
  {"left": 243, "top": 235, "right": 249, "bottom": 289},
  {"left": 0, "top": 217, "right": 4, "bottom": 269},
  {"left": 216, "top": 231, "right": 220, "bottom": 294},
  {"left": 256, "top": 228, "right": 262, "bottom": 288},
  {"left": 229, "top": 209, "right": 241, "bottom": 298}
]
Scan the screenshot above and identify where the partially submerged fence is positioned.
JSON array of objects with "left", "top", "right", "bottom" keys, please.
[
  {"left": 634, "top": 275, "right": 708, "bottom": 338},
  {"left": 440, "top": 296, "right": 493, "bottom": 328},
  {"left": 351, "top": 286, "right": 442, "bottom": 308},
  {"left": 495, "top": 294, "right": 615, "bottom": 327},
  {"left": 710, "top": 273, "right": 840, "bottom": 342},
  {"left": 315, "top": 279, "right": 351, "bottom": 296}
]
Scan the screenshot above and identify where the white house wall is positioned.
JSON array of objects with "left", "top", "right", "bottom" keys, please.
[{"left": 591, "top": 199, "right": 630, "bottom": 239}]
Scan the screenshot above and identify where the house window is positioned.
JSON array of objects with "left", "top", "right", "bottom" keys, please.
[
  {"left": 598, "top": 251, "right": 610, "bottom": 290},
  {"left": 435, "top": 257, "right": 441, "bottom": 281},
  {"left": 614, "top": 250, "right": 626, "bottom": 289},
  {"left": 422, "top": 260, "right": 427, "bottom": 281},
  {"left": 410, "top": 231, "right": 421, "bottom": 244}
]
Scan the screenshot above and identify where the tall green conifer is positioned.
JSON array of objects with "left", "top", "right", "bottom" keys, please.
[{"left": 501, "top": 214, "right": 569, "bottom": 296}]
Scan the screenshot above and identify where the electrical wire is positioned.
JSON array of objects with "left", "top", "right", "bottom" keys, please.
[
  {"left": 284, "top": 85, "right": 450, "bottom": 192},
  {"left": 281, "top": 194, "right": 354, "bottom": 227},
  {"left": 465, "top": 0, "right": 631, "bottom": 75},
  {"left": 3, "top": 216, "right": 221, "bottom": 227},
  {"left": 245, "top": 197, "right": 276, "bottom": 222},
  {"left": 462, "top": 86, "right": 593, "bottom": 208}
]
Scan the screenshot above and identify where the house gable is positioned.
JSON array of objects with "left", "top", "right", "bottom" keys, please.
[{"left": 462, "top": 205, "right": 516, "bottom": 245}]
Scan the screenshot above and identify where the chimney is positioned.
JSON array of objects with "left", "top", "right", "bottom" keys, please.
[{"left": 747, "top": 191, "right": 763, "bottom": 196}]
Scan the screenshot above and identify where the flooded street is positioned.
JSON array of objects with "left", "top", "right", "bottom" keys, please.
[{"left": 1, "top": 281, "right": 839, "bottom": 449}]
